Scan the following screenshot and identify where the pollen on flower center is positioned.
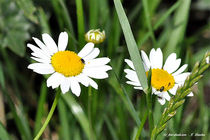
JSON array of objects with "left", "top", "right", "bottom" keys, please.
[
  {"left": 147, "top": 69, "right": 175, "bottom": 91},
  {"left": 51, "top": 51, "right": 84, "bottom": 77}
]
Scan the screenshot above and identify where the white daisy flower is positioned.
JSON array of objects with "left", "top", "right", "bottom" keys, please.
[
  {"left": 28, "top": 32, "right": 112, "bottom": 96},
  {"left": 124, "top": 48, "right": 193, "bottom": 105}
]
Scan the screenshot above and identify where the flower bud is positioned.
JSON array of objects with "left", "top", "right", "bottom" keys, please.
[{"left": 85, "top": 29, "right": 105, "bottom": 44}]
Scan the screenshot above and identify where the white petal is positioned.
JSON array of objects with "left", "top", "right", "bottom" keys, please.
[
  {"left": 31, "top": 52, "right": 50, "bottom": 62},
  {"left": 32, "top": 37, "right": 51, "bottom": 56},
  {"left": 149, "top": 48, "right": 163, "bottom": 69},
  {"left": 58, "top": 32, "right": 68, "bottom": 51},
  {"left": 47, "top": 72, "right": 62, "bottom": 88},
  {"left": 152, "top": 87, "right": 156, "bottom": 94},
  {"left": 28, "top": 63, "right": 54, "bottom": 74},
  {"left": 126, "top": 81, "right": 141, "bottom": 86},
  {"left": 187, "top": 92, "right": 193, "bottom": 97},
  {"left": 155, "top": 48, "right": 163, "bottom": 68},
  {"left": 76, "top": 73, "right": 89, "bottom": 87},
  {"left": 174, "top": 72, "right": 190, "bottom": 83},
  {"left": 27, "top": 44, "right": 50, "bottom": 59},
  {"left": 60, "top": 77, "right": 71, "bottom": 94},
  {"left": 125, "top": 59, "right": 135, "bottom": 70},
  {"left": 163, "top": 53, "right": 181, "bottom": 73},
  {"left": 169, "top": 84, "right": 179, "bottom": 95},
  {"left": 31, "top": 57, "right": 50, "bottom": 64},
  {"left": 124, "top": 69, "right": 139, "bottom": 83},
  {"left": 85, "top": 58, "right": 110, "bottom": 67},
  {"left": 158, "top": 97, "right": 166, "bottom": 105},
  {"left": 42, "top": 33, "right": 58, "bottom": 54},
  {"left": 141, "top": 50, "right": 151, "bottom": 69},
  {"left": 149, "top": 48, "right": 156, "bottom": 68},
  {"left": 78, "top": 43, "right": 94, "bottom": 58},
  {"left": 28, "top": 63, "right": 50, "bottom": 69},
  {"left": 86, "top": 77, "right": 98, "bottom": 89},
  {"left": 83, "top": 48, "right": 100, "bottom": 60},
  {"left": 162, "top": 92, "right": 171, "bottom": 101},
  {"left": 70, "top": 78, "right": 81, "bottom": 96},
  {"left": 206, "top": 56, "right": 209, "bottom": 64},
  {"left": 33, "top": 68, "right": 54, "bottom": 74},
  {"left": 84, "top": 65, "right": 112, "bottom": 73},
  {"left": 124, "top": 69, "right": 136, "bottom": 75},
  {"left": 143, "top": 62, "right": 149, "bottom": 72},
  {"left": 134, "top": 86, "right": 143, "bottom": 90},
  {"left": 172, "top": 64, "right": 188, "bottom": 76},
  {"left": 83, "top": 69, "right": 109, "bottom": 79}
]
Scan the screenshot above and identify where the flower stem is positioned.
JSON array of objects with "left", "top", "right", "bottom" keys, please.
[
  {"left": 34, "top": 91, "right": 60, "bottom": 140},
  {"left": 146, "top": 89, "right": 154, "bottom": 136}
]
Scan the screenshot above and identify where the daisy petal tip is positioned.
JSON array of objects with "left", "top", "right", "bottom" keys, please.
[
  {"left": 158, "top": 98, "right": 166, "bottom": 105},
  {"left": 187, "top": 92, "right": 194, "bottom": 97},
  {"left": 92, "top": 84, "right": 98, "bottom": 90},
  {"left": 72, "top": 91, "right": 81, "bottom": 96}
]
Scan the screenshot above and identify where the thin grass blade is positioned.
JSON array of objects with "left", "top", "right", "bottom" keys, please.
[{"left": 113, "top": 0, "right": 148, "bottom": 92}]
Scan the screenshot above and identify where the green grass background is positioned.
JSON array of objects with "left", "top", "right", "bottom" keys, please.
[{"left": 0, "top": 0, "right": 210, "bottom": 139}]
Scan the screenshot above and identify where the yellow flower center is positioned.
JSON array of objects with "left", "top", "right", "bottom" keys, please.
[
  {"left": 147, "top": 69, "right": 175, "bottom": 92},
  {"left": 51, "top": 51, "right": 85, "bottom": 77}
]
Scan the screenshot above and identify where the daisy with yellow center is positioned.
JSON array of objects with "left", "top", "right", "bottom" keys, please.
[
  {"left": 124, "top": 48, "right": 193, "bottom": 105},
  {"left": 28, "top": 32, "right": 112, "bottom": 96}
]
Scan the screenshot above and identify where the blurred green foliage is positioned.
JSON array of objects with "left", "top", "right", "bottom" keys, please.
[
  {"left": 0, "top": 0, "right": 31, "bottom": 56},
  {"left": 0, "top": 0, "right": 209, "bottom": 139}
]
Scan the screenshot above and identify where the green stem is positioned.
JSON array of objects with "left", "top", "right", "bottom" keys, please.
[
  {"left": 88, "top": 87, "right": 94, "bottom": 140},
  {"left": 135, "top": 110, "right": 148, "bottom": 140},
  {"left": 146, "top": 89, "right": 154, "bottom": 136},
  {"left": 34, "top": 91, "right": 60, "bottom": 140},
  {"left": 76, "top": 0, "right": 85, "bottom": 47}
]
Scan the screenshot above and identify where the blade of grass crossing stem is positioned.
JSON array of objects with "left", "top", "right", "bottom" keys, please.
[
  {"left": 76, "top": 0, "right": 85, "bottom": 47},
  {"left": 58, "top": 98, "right": 71, "bottom": 140},
  {"left": 89, "top": 0, "right": 98, "bottom": 28},
  {"left": 137, "top": 0, "right": 180, "bottom": 47},
  {"left": 62, "top": 93, "right": 96, "bottom": 140},
  {"left": 142, "top": 0, "right": 157, "bottom": 46},
  {"left": 113, "top": 0, "right": 148, "bottom": 92},
  {"left": 0, "top": 122, "right": 10, "bottom": 140},
  {"left": 34, "top": 82, "right": 48, "bottom": 136},
  {"left": 164, "top": 0, "right": 191, "bottom": 57}
]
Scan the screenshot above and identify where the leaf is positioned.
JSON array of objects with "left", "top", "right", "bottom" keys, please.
[
  {"left": 62, "top": 93, "right": 96, "bottom": 140},
  {"left": 0, "top": 122, "right": 10, "bottom": 140},
  {"left": 0, "top": 0, "right": 31, "bottom": 56},
  {"left": 113, "top": 0, "right": 148, "bottom": 91},
  {"left": 14, "top": 0, "right": 38, "bottom": 23}
]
